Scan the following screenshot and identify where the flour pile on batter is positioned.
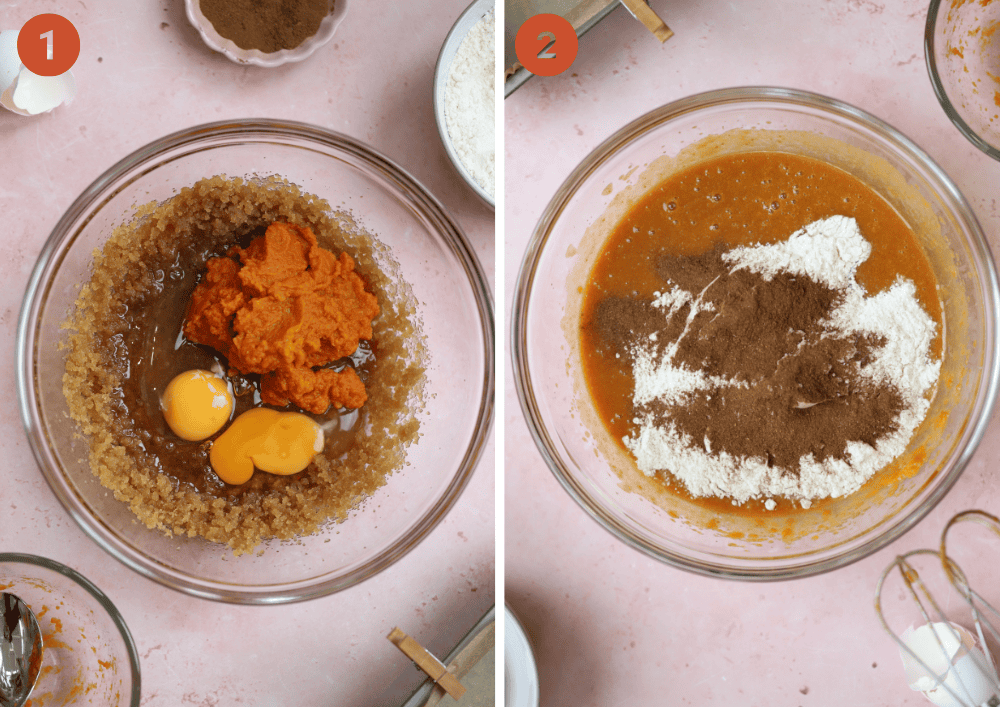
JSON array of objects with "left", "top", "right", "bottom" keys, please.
[{"left": 622, "top": 216, "right": 941, "bottom": 507}]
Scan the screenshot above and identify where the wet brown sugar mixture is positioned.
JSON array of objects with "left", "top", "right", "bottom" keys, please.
[
  {"left": 63, "top": 176, "right": 426, "bottom": 553},
  {"left": 579, "top": 151, "right": 942, "bottom": 508}
]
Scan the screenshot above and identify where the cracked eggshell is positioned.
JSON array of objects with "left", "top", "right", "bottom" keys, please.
[
  {"left": 0, "top": 28, "right": 76, "bottom": 116},
  {"left": 900, "top": 622, "right": 974, "bottom": 690},
  {"left": 11, "top": 69, "right": 76, "bottom": 115},
  {"left": 925, "top": 653, "right": 998, "bottom": 707},
  {"left": 0, "top": 31, "right": 19, "bottom": 90},
  {"left": 899, "top": 622, "right": 1000, "bottom": 707},
  {"left": 0, "top": 29, "right": 21, "bottom": 111}
]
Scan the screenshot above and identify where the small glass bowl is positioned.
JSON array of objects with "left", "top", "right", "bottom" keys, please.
[
  {"left": 511, "top": 87, "right": 1000, "bottom": 581},
  {"left": 0, "top": 553, "right": 141, "bottom": 706},
  {"left": 185, "top": 0, "right": 348, "bottom": 67},
  {"left": 17, "top": 120, "right": 494, "bottom": 603},
  {"left": 925, "top": 0, "right": 1000, "bottom": 159}
]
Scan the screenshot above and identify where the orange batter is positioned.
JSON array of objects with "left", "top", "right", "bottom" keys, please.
[{"left": 184, "top": 222, "right": 379, "bottom": 413}]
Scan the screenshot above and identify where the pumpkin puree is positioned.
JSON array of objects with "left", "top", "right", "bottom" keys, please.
[{"left": 184, "top": 221, "right": 379, "bottom": 413}]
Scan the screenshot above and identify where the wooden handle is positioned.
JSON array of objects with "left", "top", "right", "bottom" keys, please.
[
  {"left": 619, "top": 0, "right": 674, "bottom": 42},
  {"left": 387, "top": 627, "right": 467, "bottom": 700}
]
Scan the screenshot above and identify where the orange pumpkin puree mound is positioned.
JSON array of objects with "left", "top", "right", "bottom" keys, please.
[{"left": 184, "top": 221, "right": 380, "bottom": 413}]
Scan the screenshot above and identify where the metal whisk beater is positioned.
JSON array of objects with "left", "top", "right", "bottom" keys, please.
[{"left": 875, "top": 510, "right": 1000, "bottom": 707}]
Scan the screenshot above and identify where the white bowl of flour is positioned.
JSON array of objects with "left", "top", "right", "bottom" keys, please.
[{"left": 434, "top": 0, "right": 496, "bottom": 209}]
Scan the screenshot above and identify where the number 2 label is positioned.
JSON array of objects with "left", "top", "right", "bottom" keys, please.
[
  {"left": 537, "top": 31, "right": 557, "bottom": 60},
  {"left": 515, "top": 14, "right": 579, "bottom": 77}
]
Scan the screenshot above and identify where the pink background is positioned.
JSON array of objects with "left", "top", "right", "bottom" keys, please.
[
  {"left": 505, "top": 1, "right": 1000, "bottom": 706},
  {"left": 0, "top": 1, "right": 495, "bottom": 705},
  {"left": 8, "top": 0, "right": 1000, "bottom": 704}
]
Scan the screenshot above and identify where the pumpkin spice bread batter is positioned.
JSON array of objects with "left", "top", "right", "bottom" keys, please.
[
  {"left": 62, "top": 175, "right": 426, "bottom": 553},
  {"left": 579, "top": 151, "right": 943, "bottom": 511}
]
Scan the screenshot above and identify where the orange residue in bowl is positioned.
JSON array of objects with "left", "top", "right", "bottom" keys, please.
[
  {"left": 25, "top": 626, "right": 66, "bottom": 707},
  {"left": 13, "top": 580, "right": 126, "bottom": 707}
]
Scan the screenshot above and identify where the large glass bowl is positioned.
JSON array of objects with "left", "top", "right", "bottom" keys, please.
[
  {"left": 511, "top": 87, "right": 1000, "bottom": 580},
  {"left": 17, "top": 120, "right": 494, "bottom": 603},
  {"left": 926, "top": 0, "right": 1000, "bottom": 160},
  {"left": 0, "top": 553, "right": 141, "bottom": 706}
]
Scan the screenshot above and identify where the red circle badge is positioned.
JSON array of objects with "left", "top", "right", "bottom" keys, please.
[
  {"left": 515, "top": 14, "right": 578, "bottom": 77},
  {"left": 17, "top": 14, "right": 81, "bottom": 77}
]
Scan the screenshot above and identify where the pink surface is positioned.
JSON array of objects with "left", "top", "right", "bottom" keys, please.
[
  {"left": 505, "top": 1, "right": 1000, "bottom": 706},
  {"left": 1, "top": 1, "right": 494, "bottom": 706}
]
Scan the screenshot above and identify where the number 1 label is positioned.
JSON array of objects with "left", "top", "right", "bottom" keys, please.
[
  {"left": 40, "top": 30, "right": 53, "bottom": 60},
  {"left": 17, "top": 15, "right": 80, "bottom": 76}
]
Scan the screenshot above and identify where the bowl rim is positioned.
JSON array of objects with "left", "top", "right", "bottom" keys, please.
[
  {"left": 16, "top": 118, "right": 495, "bottom": 604},
  {"left": 511, "top": 85, "right": 1000, "bottom": 581},
  {"left": 433, "top": 0, "right": 496, "bottom": 210},
  {"left": 0, "top": 552, "right": 142, "bottom": 706},
  {"left": 504, "top": 603, "right": 540, "bottom": 707},
  {"left": 184, "top": 0, "right": 348, "bottom": 67},
  {"left": 924, "top": 0, "right": 1000, "bottom": 161}
]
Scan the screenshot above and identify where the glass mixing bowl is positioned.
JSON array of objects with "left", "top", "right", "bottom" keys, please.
[
  {"left": 511, "top": 87, "right": 1000, "bottom": 580},
  {"left": 926, "top": 0, "right": 1000, "bottom": 160},
  {"left": 17, "top": 120, "right": 494, "bottom": 603},
  {"left": 0, "top": 553, "right": 141, "bottom": 706}
]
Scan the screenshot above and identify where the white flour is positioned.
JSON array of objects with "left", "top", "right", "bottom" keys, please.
[
  {"left": 623, "top": 216, "right": 941, "bottom": 507},
  {"left": 445, "top": 11, "right": 495, "bottom": 198}
]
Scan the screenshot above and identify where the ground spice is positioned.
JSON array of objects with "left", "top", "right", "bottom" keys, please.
[{"left": 199, "top": 0, "right": 332, "bottom": 53}]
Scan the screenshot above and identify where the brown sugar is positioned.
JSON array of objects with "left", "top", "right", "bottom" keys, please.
[
  {"left": 61, "top": 175, "right": 427, "bottom": 554},
  {"left": 184, "top": 221, "right": 379, "bottom": 413}
]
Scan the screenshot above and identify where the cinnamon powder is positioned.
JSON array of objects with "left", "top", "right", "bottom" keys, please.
[{"left": 200, "top": 0, "right": 333, "bottom": 53}]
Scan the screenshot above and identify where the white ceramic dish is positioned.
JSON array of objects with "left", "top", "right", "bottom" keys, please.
[
  {"left": 504, "top": 605, "right": 539, "bottom": 707},
  {"left": 433, "top": 0, "right": 496, "bottom": 209},
  {"left": 185, "top": 0, "right": 348, "bottom": 67}
]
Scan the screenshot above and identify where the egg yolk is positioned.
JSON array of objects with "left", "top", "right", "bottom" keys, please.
[
  {"left": 209, "top": 408, "right": 324, "bottom": 485},
  {"left": 161, "top": 369, "right": 234, "bottom": 442}
]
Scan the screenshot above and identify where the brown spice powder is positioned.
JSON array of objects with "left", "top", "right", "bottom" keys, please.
[
  {"left": 593, "top": 248, "right": 904, "bottom": 474},
  {"left": 200, "top": 0, "right": 333, "bottom": 53}
]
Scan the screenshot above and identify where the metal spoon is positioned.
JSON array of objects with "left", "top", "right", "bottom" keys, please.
[{"left": 0, "top": 593, "right": 43, "bottom": 707}]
